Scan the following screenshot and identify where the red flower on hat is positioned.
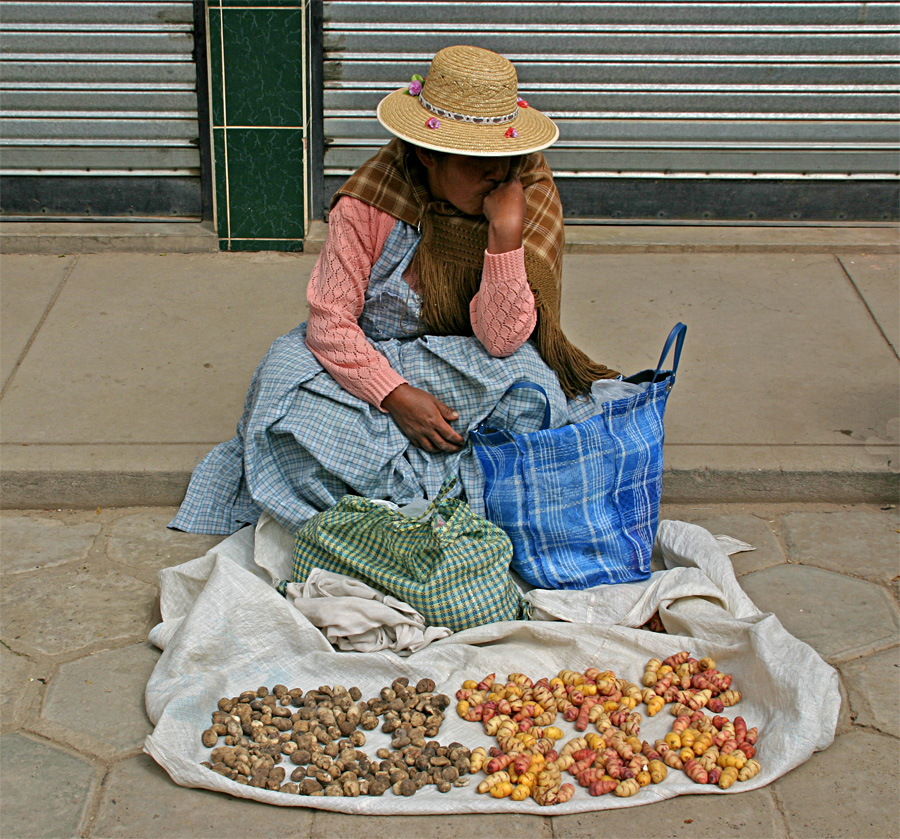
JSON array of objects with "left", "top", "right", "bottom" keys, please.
[
  {"left": 505, "top": 127, "right": 519, "bottom": 139},
  {"left": 517, "top": 97, "right": 529, "bottom": 108}
]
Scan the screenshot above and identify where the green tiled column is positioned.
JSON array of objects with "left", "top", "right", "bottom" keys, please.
[{"left": 207, "top": 0, "right": 308, "bottom": 251}]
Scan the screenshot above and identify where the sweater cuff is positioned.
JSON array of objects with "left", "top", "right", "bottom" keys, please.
[
  {"left": 369, "top": 367, "right": 409, "bottom": 412},
  {"left": 483, "top": 246, "right": 526, "bottom": 283}
]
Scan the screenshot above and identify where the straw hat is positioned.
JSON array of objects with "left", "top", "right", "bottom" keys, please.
[{"left": 376, "top": 45, "right": 559, "bottom": 157}]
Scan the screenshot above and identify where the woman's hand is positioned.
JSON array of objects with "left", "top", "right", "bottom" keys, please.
[
  {"left": 483, "top": 178, "right": 526, "bottom": 254},
  {"left": 382, "top": 384, "right": 465, "bottom": 453}
]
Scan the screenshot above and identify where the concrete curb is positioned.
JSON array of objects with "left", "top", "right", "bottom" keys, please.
[
  {"left": 304, "top": 220, "right": 900, "bottom": 255},
  {"left": 2, "top": 466, "right": 896, "bottom": 511},
  {"left": 3, "top": 220, "right": 897, "bottom": 255},
  {"left": 0, "top": 221, "right": 220, "bottom": 254}
]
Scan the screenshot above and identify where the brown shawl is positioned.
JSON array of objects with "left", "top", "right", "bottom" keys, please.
[{"left": 332, "top": 138, "right": 618, "bottom": 397}]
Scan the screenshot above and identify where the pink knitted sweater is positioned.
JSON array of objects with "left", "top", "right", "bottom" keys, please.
[{"left": 306, "top": 196, "right": 537, "bottom": 409}]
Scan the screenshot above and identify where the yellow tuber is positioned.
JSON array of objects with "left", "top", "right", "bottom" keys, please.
[
  {"left": 648, "top": 759, "right": 667, "bottom": 784},
  {"left": 554, "top": 753, "right": 575, "bottom": 772},
  {"left": 477, "top": 770, "right": 511, "bottom": 794},
  {"left": 697, "top": 746, "right": 719, "bottom": 772},
  {"left": 646, "top": 695, "right": 665, "bottom": 716},
  {"left": 678, "top": 747, "right": 695, "bottom": 765},
  {"left": 584, "top": 732, "right": 605, "bottom": 751},
  {"left": 642, "top": 659, "right": 662, "bottom": 687},
  {"left": 720, "top": 689, "right": 742, "bottom": 707},
  {"left": 717, "top": 751, "right": 747, "bottom": 770},
  {"left": 511, "top": 783, "right": 532, "bottom": 801},
  {"left": 489, "top": 782, "right": 515, "bottom": 798},
  {"left": 469, "top": 747, "right": 487, "bottom": 773},
  {"left": 718, "top": 766, "right": 739, "bottom": 789},
  {"left": 614, "top": 778, "right": 641, "bottom": 797},
  {"left": 692, "top": 733, "right": 714, "bottom": 755},
  {"left": 738, "top": 759, "right": 762, "bottom": 782}
]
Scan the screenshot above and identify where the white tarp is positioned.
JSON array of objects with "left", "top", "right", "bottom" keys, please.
[{"left": 143, "top": 519, "right": 840, "bottom": 814}]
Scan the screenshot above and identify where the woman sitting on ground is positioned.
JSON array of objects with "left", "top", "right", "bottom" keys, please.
[{"left": 170, "top": 45, "right": 619, "bottom": 535}]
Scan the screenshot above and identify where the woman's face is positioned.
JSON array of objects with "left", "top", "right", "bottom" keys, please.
[{"left": 416, "top": 148, "right": 512, "bottom": 216}]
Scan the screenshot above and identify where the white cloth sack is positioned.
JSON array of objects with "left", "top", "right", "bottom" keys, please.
[
  {"left": 144, "top": 519, "right": 840, "bottom": 814},
  {"left": 284, "top": 569, "right": 453, "bottom": 654}
]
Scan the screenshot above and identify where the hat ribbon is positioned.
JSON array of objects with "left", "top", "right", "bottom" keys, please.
[{"left": 418, "top": 93, "right": 518, "bottom": 126}]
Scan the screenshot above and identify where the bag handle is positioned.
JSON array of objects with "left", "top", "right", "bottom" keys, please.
[
  {"left": 411, "top": 476, "right": 458, "bottom": 522},
  {"left": 480, "top": 323, "right": 686, "bottom": 435},
  {"left": 503, "top": 382, "right": 553, "bottom": 430},
  {"left": 653, "top": 322, "right": 687, "bottom": 382}
]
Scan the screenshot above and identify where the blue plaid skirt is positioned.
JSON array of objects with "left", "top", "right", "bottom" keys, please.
[{"left": 169, "top": 326, "right": 605, "bottom": 535}]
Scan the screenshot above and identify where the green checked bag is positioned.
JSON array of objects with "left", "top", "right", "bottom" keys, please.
[{"left": 289, "top": 479, "right": 530, "bottom": 633}]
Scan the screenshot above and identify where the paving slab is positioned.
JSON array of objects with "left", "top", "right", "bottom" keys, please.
[
  {"left": 0, "top": 513, "right": 101, "bottom": 574},
  {"left": 0, "top": 562, "right": 157, "bottom": 657},
  {"left": 552, "top": 787, "right": 784, "bottom": 839},
  {"left": 781, "top": 509, "right": 900, "bottom": 585},
  {"left": 838, "top": 646, "right": 900, "bottom": 738},
  {"left": 835, "top": 672, "right": 855, "bottom": 736},
  {"left": 562, "top": 252, "right": 898, "bottom": 451},
  {"left": 0, "top": 732, "right": 97, "bottom": 839},
  {"left": 0, "top": 646, "right": 38, "bottom": 731},
  {"left": 88, "top": 753, "right": 316, "bottom": 838},
  {"left": 105, "top": 508, "right": 223, "bottom": 575},
  {"left": 0, "top": 254, "right": 76, "bottom": 389},
  {"left": 738, "top": 565, "right": 900, "bottom": 662},
  {"left": 41, "top": 642, "right": 160, "bottom": 755},
  {"left": 838, "top": 254, "right": 900, "bottom": 356},
  {"left": 0, "top": 252, "right": 316, "bottom": 445},
  {"left": 311, "top": 811, "right": 552, "bottom": 839},
  {"left": 772, "top": 729, "right": 900, "bottom": 839}
]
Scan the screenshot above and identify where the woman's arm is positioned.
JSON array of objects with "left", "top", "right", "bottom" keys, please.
[
  {"left": 469, "top": 247, "right": 537, "bottom": 356},
  {"left": 469, "top": 179, "right": 538, "bottom": 356},
  {"left": 307, "top": 198, "right": 464, "bottom": 452},
  {"left": 305, "top": 197, "right": 407, "bottom": 407}
]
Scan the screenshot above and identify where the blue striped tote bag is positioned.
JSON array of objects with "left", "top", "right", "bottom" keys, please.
[{"left": 471, "top": 323, "right": 686, "bottom": 590}]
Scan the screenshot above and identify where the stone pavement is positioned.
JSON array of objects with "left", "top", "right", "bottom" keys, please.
[{"left": 1, "top": 502, "right": 897, "bottom": 839}]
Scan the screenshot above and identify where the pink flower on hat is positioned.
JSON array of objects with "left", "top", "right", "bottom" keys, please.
[
  {"left": 505, "top": 127, "right": 519, "bottom": 138},
  {"left": 425, "top": 117, "right": 441, "bottom": 129},
  {"left": 407, "top": 74, "right": 424, "bottom": 96}
]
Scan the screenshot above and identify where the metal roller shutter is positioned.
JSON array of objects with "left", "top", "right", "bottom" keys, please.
[
  {"left": 321, "top": 0, "right": 900, "bottom": 221},
  {"left": 0, "top": 0, "right": 203, "bottom": 220}
]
